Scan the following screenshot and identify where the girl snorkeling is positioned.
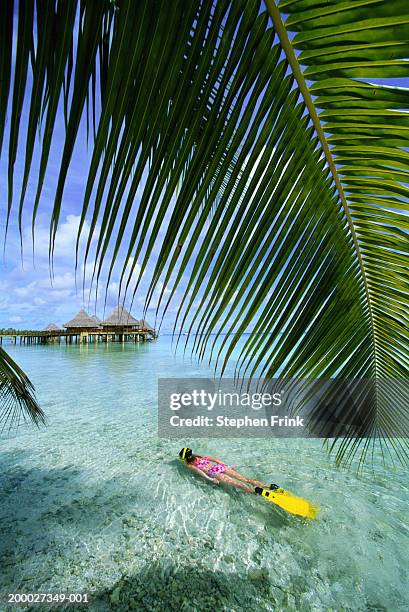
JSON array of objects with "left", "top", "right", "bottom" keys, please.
[
  {"left": 178, "top": 447, "right": 320, "bottom": 519},
  {"left": 179, "top": 447, "right": 271, "bottom": 494}
]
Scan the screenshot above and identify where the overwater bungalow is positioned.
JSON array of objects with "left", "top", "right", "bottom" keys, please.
[
  {"left": 44, "top": 323, "right": 61, "bottom": 331},
  {"left": 61, "top": 306, "right": 156, "bottom": 342},
  {"left": 102, "top": 306, "right": 140, "bottom": 331},
  {"left": 64, "top": 309, "right": 101, "bottom": 332},
  {"left": 101, "top": 306, "right": 156, "bottom": 341},
  {"left": 62, "top": 309, "right": 101, "bottom": 343},
  {"left": 100, "top": 306, "right": 156, "bottom": 341}
]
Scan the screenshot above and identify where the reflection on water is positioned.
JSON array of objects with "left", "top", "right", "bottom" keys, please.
[{"left": 0, "top": 338, "right": 408, "bottom": 610}]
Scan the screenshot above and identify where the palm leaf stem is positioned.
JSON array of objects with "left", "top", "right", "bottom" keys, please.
[{"left": 264, "top": 0, "right": 378, "bottom": 374}]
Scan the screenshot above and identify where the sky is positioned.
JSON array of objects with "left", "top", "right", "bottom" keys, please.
[
  {"left": 0, "top": 18, "right": 182, "bottom": 332},
  {"left": 0, "top": 5, "right": 407, "bottom": 332}
]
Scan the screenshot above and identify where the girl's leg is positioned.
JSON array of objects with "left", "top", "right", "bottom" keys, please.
[
  {"left": 216, "top": 473, "right": 254, "bottom": 494},
  {"left": 225, "top": 468, "right": 270, "bottom": 489},
  {"left": 244, "top": 476, "right": 271, "bottom": 488}
]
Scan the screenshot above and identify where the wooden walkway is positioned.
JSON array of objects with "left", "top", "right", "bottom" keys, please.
[{"left": 0, "top": 329, "right": 156, "bottom": 345}]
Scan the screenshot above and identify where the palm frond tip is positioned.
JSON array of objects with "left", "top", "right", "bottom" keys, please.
[{"left": 0, "top": 348, "right": 46, "bottom": 430}]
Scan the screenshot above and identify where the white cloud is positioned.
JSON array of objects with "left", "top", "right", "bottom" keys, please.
[
  {"left": 39, "top": 271, "right": 76, "bottom": 290},
  {"left": 123, "top": 256, "right": 142, "bottom": 288},
  {"left": 26, "top": 214, "right": 99, "bottom": 261},
  {"left": 14, "top": 281, "right": 38, "bottom": 298}
]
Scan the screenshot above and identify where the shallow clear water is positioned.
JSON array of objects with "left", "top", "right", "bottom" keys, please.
[{"left": 1, "top": 337, "right": 408, "bottom": 611}]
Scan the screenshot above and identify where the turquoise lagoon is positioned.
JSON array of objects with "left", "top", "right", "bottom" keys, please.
[{"left": 1, "top": 336, "right": 408, "bottom": 611}]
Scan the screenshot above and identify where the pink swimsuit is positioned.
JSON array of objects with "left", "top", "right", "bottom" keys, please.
[{"left": 195, "top": 456, "right": 227, "bottom": 477}]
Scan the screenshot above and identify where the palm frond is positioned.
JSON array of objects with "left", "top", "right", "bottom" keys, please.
[
  {"left": 275, "top": 0, "right": 409, "bottom": 463},
  {"left": 0, "top": 347, "right": 45, "bottom": 430},
  {"left": 0, "top": 0, "right": 408, "bottom": 467}
]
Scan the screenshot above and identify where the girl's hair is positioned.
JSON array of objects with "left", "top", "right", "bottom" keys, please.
[{"left": 179, "top": 447, "right": 198, "bottom": 463}]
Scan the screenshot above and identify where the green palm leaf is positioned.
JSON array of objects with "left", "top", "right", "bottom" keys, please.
[
  {"left": 1, "top": 0, "right": 408, "bottom": 467},
  {"left": 0, "top": 347, "right": 45, "bottom": 430}
]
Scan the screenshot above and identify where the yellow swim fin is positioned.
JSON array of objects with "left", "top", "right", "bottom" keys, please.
[{"left": 255, "top": 486, "right": 319, "bottom": 520}]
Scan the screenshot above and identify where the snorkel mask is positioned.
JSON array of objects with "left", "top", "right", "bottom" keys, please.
[{"left": 179, "top": 447, "right": 192, "bottom": 462}]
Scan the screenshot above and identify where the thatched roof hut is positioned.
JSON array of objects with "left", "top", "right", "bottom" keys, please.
[
  {"left": 45, "top": 323, "right": 60, "bottom": 331},
  {"left": 64, "top": 309, "right": 100, "bottom": 329},
  {"left": 91, "top": 315, "right": 101, "bottom": 325},
  {"left": 102, "top": 306, "right": 140, "bottom": 328}
]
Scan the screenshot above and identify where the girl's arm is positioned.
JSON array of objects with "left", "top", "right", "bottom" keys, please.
[{"left": 187, "top": 464, "right": 219, "bottom": 483}]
